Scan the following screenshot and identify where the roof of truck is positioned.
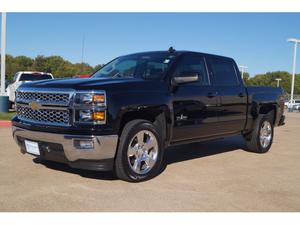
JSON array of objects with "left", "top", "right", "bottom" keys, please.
[{"left": 124, "top": 50, "right": 234, "bottom": 61}]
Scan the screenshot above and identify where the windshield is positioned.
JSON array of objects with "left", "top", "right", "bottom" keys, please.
[
  {"left": 92, "top": 53, "right": 175, "bottom": 80},
  {"left": 19, "top": 74, "right": 52, "bottom": 81}
]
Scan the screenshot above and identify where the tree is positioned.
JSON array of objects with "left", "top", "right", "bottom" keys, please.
[
  {"left": 246, "top": 71, "right": 300, "bottom": 95},
  {"left": 14, "top": 56, "right": 33, "bottom": 69},
  {"left": 32, "top": 55, "right": 48, "bottom": 72},
  {"left": 241, "top": 72, "right": 250, "bottom": 85},
  {"left": 93, "top": 64, "right": 104, "bottom": 72},
  {"left": 0, "top": 54, "right": 35, "bottom": 81},
  {"left": 1, "top": 54, "right": 96, "bottom": 80},
  {"left": 2, "top": 54, "right": 299, "bottom": 95}
]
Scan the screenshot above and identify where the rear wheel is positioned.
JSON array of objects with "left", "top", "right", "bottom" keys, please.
[
  {"left": 114, "top": 119, "right": 164, "bottom": 182},
  {"left": 244, "top": 112, "right": 274, "bottom": 153}
]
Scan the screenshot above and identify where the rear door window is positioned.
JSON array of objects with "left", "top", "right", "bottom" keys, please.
[{"left": 209, "top": 57, "right": 239, "bottom": 86}]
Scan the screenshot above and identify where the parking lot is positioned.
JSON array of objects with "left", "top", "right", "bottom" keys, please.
[{"left": 0, "top": 113, "right": 300, "bottom": 212}]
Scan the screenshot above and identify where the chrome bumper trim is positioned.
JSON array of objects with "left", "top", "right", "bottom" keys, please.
[{"left": 12, "top": 126, "right": 118, "bottom": 162}]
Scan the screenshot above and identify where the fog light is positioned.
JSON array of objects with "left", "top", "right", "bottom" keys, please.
[
  {"left": 93, "top": 111, "right": 105, "bottom": 121},
  {"left": 79, "top": 110, "right": 92, "bottom": 121},
  {"left": 74, "top": 139, "right": 94, "bottom": 150}
]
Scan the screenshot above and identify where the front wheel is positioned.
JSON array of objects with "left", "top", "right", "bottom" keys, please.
[
  {"left": 114, "top": 119, "right": 164, "bottom": 182},
  {"left": 244, "top": 113, "right": 274, "bottom": 153}
]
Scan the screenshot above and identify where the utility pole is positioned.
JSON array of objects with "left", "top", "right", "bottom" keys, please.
[
  {"left": 239, "top": 65, "right": 248, "bottom": 80},
  {"left": 275, "top": 78, "right": 282, "bottom": 87},
  {"left": 287, "top": 38, "right": 300, "bottom": 108}
]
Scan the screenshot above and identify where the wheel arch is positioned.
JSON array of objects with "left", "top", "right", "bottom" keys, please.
[
  {"left": 258, "top": 103, "right": 277, "bottom": 125},
  {"left": 117, "top": 105, "right": 172, "bottom": 148},
  {"left": 245, "top": 100, "right": 278, "bottom": 136}
]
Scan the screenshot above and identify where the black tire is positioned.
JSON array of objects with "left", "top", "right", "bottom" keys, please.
[
  {"left": 244, "top": 112, "right": 274, "bottom": 153},
  {"left": 114, "top": 119, "right": 164, "bottom": 182}
]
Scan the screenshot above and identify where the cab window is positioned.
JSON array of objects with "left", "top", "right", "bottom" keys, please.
[{"left": 174, "top": 54, "right": 209, "bottom": 86}]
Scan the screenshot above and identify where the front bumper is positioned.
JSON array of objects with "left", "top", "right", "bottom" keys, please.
[{"left": 12, "top": 126, "right": 118, "bottom": 171}]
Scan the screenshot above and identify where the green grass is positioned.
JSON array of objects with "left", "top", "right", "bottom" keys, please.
[{"left": 0, "top": 112, "right": 16, "bottom": 120}]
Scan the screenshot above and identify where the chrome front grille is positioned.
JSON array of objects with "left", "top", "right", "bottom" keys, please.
[
  {"left": 15, "top": 88, "right": 74, "bottom": 127},
  {"left": 16, "top": 105, "right": 70, "bottom": 126},
  {"left": 16, "top": 91, "right": 70, "bottom": 105}
]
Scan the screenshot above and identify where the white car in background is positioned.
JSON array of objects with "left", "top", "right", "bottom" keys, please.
[
  {"left": 294, "top": 101, "right": 300, "bottom": 111},
  {"left": 6, "top": 71, "right": 54, "bottom": 108},
  {"left": 285, "top": 99, "right": 300, "bottom": 111}
]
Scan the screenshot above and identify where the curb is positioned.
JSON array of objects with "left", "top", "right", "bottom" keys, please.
[{"left": 0, "top": 121, "right": 12, "bottom": 127}]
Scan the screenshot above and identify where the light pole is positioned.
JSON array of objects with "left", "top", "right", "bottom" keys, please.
[
  {"left": 0, "top": 12, "right": 8, "bottom": 113},
  {"left": 287, "top": 38, "right": 300, "bottom": 108},
  {"left": 80, "top": 34, "right": 85, "bottom": 74},
  {"left": 1, "top": 12, "right": 6, "bottom": 95},
  {"left": 239, "top": 65, "right": 248, "bottom": 80},
  {"left": 275, "top": 78, "right": 282, "bottom": 87}
]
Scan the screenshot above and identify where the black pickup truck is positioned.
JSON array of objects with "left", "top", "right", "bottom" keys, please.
[{"left": 12, "top": 49, "right": 285, "bottom": 182}]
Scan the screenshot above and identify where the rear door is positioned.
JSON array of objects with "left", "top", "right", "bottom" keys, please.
[
  {"left": 171, "top": 53, "right": 220, "bottom": 142},
  {"left": 207, "top": 56, "right": 247, "bottom": 134}
]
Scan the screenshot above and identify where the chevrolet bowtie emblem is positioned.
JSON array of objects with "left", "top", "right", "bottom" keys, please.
[{"left": 29, "top": 101, "right": 41, "bottom": 110}]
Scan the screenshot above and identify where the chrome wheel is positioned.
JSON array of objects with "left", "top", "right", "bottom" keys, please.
[
  {"left": 259, "top": 121, "right": 272, "bottom": 148},
  {"left": 127, "top": 130, "right": 159, "bottom": 175}
]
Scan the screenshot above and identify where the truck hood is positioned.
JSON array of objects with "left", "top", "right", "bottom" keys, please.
[{"left": 18, "top": 77, "right": 166, "bottom": 93}]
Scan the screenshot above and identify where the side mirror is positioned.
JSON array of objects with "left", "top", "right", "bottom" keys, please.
[{"left": 172, "top": 72, "right": 199, "bottom": 85}]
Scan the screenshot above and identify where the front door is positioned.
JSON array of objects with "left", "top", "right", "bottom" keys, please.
[{"left": 171, "top": 53, "right": 220, "bottom": 142}]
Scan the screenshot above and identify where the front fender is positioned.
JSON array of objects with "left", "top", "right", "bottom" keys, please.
[{"left": 107, "top": 90, "right": 172, "bottom": 136}]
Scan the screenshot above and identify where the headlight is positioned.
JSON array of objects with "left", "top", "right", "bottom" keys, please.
[
  {"left": 75, "top": 92, "right": 105, "bottom": 105},
  {"left": 74, "top": 91, "right": 106, "bottom": 124}
]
